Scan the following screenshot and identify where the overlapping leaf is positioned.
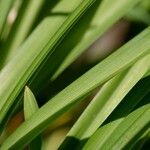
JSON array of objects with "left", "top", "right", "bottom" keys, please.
[
  {"left": 83, "top": 102, "right": 150, "bottom": 150},
  {"left": 59, "top": 54, "right": 150, "bottom": 149},
  {"left": 1, "top": 0, "right": 45, "bottom": 66},
  {"left": 0, "top": 0, "right": 150, "bottom": 149},
  {"left": 1, "top": 26, "right": 150, "bottom": 149},
  {"left": 0, "top": 0, "right": 96, "bottom": 125}
]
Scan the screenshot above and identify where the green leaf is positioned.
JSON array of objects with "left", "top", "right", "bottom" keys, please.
[
  {"left": 82, "top": 76, "right": 150, "bottom": 150},
  {"left": 1, "top": 0, "right": 45, "bottom": 66},
  {"left": 59, "top": 54, "right": 150, "bottom": 149},
  {"left": 126, "top": 5, "right": 150, "bottom": 25},
  {"left": 144, "top": 69, "right": 150, "bottom": 77},
  {"left": 131, "top": 128, "right": 150, "bottom": 150},
  {"left": 24, "top": 86, "right": 41, "bottom": 150},
  {"left": 24, "top": 86, "right": 39, "bottom": 119},
  {"left": 83, "top": 103, "right": 150, "bottom": 150},
  {"left": 0, "top": 0, "right": 141, "bottom": 127},
  {"left": 0, "top": 0, "right": 96, "bottom": 125},
  {"left": 1, "top": 27, "right": 150, "bottom": 149},
  {"left": 29, "top": 0, "right": 141, "bottom": 95},
  {"left": 0, "top": 0, "right": 13, "bottom": 37},
  {"left": 52, "top": 0, "right": 141, "bottom": 80},
  {"left": 88, "top": 77, "right": 150, "bottom": 150},
  {"left": 28, "top": 0, "right": 102, "bottom": 94}
]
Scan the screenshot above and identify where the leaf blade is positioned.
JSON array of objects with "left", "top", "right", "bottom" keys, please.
[
  {"left": 0, "top": 0, "right": 96, "bottom": 124},
  {"left": 24, "top": 86, "right": 41, "bottom": 150},
  {"left": 1, "top": 0, "right": 45, "bottom": 66},
  {"left": 83, "top": 103, "right": 150, "bottom": 150},
  {"left": 59, "top": 54, "right": 150, "bottom": 149},
  {"left": 1, "top": 27, "right": 150, "bottom": 149},
  {"left": 0, "top": 0, "right": 13, "bottom": 36},
  {"left": 52, "top": 0, "right": 141, "bottom": 80}
]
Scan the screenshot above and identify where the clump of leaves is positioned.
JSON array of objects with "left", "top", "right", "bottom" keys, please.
[{"left": 0, "top": 0, "right": 150, "bottom": 150}]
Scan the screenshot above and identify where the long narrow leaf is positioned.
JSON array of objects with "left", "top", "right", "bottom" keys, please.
[
  {"left": 0, "top": 0, "right": 96, "bottom": 124},
  {"left": 83, "top": 102, "right": 150, "bottom": 150},
  {"left": 81, "top": 76, "right": 150, "bottom": 149},
  {"left": 1, "top": 28, "right": 150, "bottom": 149},
  {"left": 0, "top": 0, "right": 83, "bottom": 134},
  {"left": 130, "top": 128, "right": 150, "bottom": 150},
  {"left": 29, "top": 0, "right": 141, "bottom": 96},
  {"left": 59, "top": 54, "right": 150, "bottom": 149},
  {"left": 28, "top": 0, "right": 102, "bottom": 94},
  {"left": 0, "top": 0, "right": 13, "bottom": 36},
  {"left": 52, "top": 0, "right": 141, "bottom": 80},
  {"left": 1, "top": 0, "right": 45, "bottom": 66}
]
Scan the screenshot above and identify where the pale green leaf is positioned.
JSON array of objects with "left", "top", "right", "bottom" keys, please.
[
  {"left": 0, "top": 0, "right": 13, "bottom": 37},
  {"left": 24, "top": 86, "right": 39, "bottom": 120},
  {"left": 1, "top": 27, "right": 150, "bottom": 149},
  {"left": 52, "top": 0, "right": 141, "bottom": 80},
  {"left": 81, "top": 76, "right": 150, "bottom": 150},
  {"left": 83, "top": 103, "right": 150, "bottom": 150},
  {"left": 28, "top": 0, "right": 102, "bottom": 94},
  {"left": 24, "top": 86, "right": 41, "bottom": 150},
  {"left": 0, "top": 0, "right": 96, "bottom": 124},
  {"left": 59, "top": 54, "right": 150, "bottom": 149},
  {"left": 1, "top": 0, "right": 45, "bottom": 66},
  {"left": 29, "top": 0, "right": 141, "bottom": 95}
]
